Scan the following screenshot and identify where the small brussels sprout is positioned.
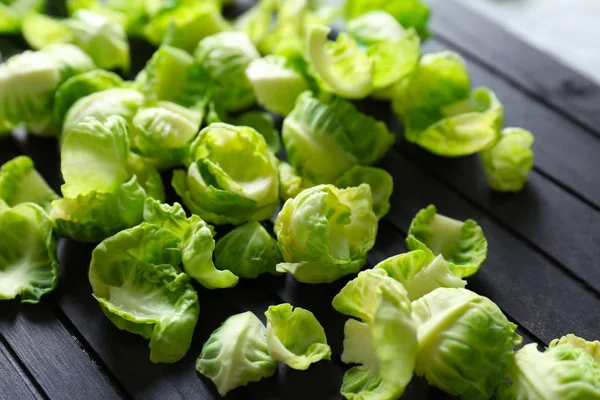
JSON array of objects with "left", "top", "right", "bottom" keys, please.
[
  {"left": 172, "top": 123, "right": 279, "bottom": 225},
  {"left": 0, "top": 155, "right": 59, "bottom": 212},
  {"left": 406, "top": 205, "right": 487, "bottom": 278},
  {"left": 264, "top": 303, "right": 331, "bottom": 370},
  {"left": 246, "top": 55, "right": 309, "bottom": 116},
  {"left": 335, "top": 165, "right": 393, "bottom": 219},
  {"left": 274, "top": 184, "right": 378, "bottom": 283},
  {"left": 196, "top": 311, "right": 277, "bottom": 396},
  {"left": 333, "top": 269, "right": 418, "bottom": 400},
  {"left": 214, "top": 221, "right": 281, "bottom": 279},
  {"left": 498, "top": 338, "right": 600, "bottom": 399},
  {"left": 480, "top": 127, "right": 535, "bottom": 193},
  {"left": 51, "top": 116, "right": 164, "bottom": 242},
  {"left": 194, "top": 32, "right": 260, "bottom": 112},
  {"left": 89, "top": 223, "right": 200, "bottom": 363},
  {"left": 283, "top": 92, "right": 394, "bottom": 184},
  {"left": 393, "top": 52, "right": 504, "bottom": 157},
  {"left": 53, "top": 69, "right": 123, "bottom": 127},
  {"left": 375, "top": 251, "right": 466, "bottom": 300},
  {"left": 412, "top": 288, "right": 522, "bottom": 398},
  {"left": 0, "top": 201, "right": 59, "bottom": 303}
]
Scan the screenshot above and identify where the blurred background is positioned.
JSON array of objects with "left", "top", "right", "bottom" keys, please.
[{"left": 455, "top": 0, "right": 600, "bottom": 83}]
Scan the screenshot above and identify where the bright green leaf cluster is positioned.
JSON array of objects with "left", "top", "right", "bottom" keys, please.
[{"left": 274, "top": 184, "right": 378, "bottom": 283}]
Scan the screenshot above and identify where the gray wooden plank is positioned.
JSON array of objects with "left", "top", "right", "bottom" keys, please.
[
  {"left": 0, "top": 302, "right": 122, "bottom": 400},
  {"left": 430, "top": 0, "right": 600, "bottom": 137},
  {"left": 0, "top": 338, "right": 43, "bottom": 400},
  {"left": 419, "top": 40, "right": 600, "bottom": 209}
]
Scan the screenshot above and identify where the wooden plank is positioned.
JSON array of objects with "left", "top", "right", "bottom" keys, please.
[
  {"left": 430, "top": 0, "right": 600, "bottom": 137},
  {"left": 375, "top": 153, "right": 600, "bottom": 344},
  {"left": 419, "top": 40, "right": 600, "bottom": 209},
  {"left": 0, "top": 302, "right": 122, "bottom": 400},
  {"left": 0, "top": 337, "right": 44, "bottom": 400}
]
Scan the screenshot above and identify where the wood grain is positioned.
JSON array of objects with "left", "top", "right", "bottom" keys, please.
[{"left": 0, "top": 338, "right": 43, "bottom": 400}]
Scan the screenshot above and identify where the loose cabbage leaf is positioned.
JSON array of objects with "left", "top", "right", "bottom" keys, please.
[
  {"left": 196, "top": 311, "right": 277, "bottom": 396},
  {"left": 0, "top": 155, "right": 59, "bottom": 212},
  {"left": 0, "top": 202, "right": 59, "bottom": 303},
  {"left": 406, "top": 205, "right": 487, "bottom": 278},
  {"left": 335, "top": 166, "right": 393, "bottom": 219},
  {"left": 283, "top": 91, "right": 394, "bottom": 184},
  {"left": 226, "top": 111, "right": 281, "bottom": 154},
  {"left": 277, "top": 160, "right": 308, "bottom": 201},
  {"left": 480, "top": 127, "right": 535, "bottom": 193},
  {"left": 412, "top": 288, "right": 522, "bottom": 399},
  {"left": 274, "top": 184, "right": 377, "bottom": 283},
  {"left": 172, "top": 123, "right": 279, "bottom": 225},
  {"left": 393, "top": 52, "right": 504, "bottom": 157},
  {"left": 264, "top": 303, "right": 331, "bottom": 370},
  {"left": 214, "top": 221, "right": 281, "bottom": 279},
  {"left": 246, "top": 55, "right": 310, "bottom": 116},
  {"left": 194, "top": 32, "right": 259, "bottom": 112},
  {"left": 497, "top": 341, "right": 600, "bottom": 400},
  {"left": 0, "top": 0, "right": 44, "bottom": 34},
  {"left": 375, "top": 251, "right": 466, "bottom": 301},
  {"left": 21, "top": 13, "right": 73, "bottom": 50},
  {"left": 333, "top": 269, "right": 418, "bottom": 400},
  {"left": 550, "top": 334, "right": 600, "bottom": 363},
  {"left": 89, "top": 223, "right": 200, "bottom": 363}
]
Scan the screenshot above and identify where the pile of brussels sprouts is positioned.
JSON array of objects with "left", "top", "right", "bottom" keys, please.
[{"left": 1, "top": 0, "right": 596, "bottom": 399}]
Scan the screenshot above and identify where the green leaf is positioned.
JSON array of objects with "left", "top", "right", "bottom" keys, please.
[
  {"left": 215, "top": 221, "right": 281, "bottom": 279},
  {"left": 194, "top": 31, "right": 259, "bottom": 112},
  {"left": 53, "top": 69, "right": 124, "bottom": 127},
  {"left": 0, "top": 155, "right": 59, "bottom": 212},
  {"left": 550, "top": 334, "right": 600, "bottom": 363},
  {"left": 0, "top": 0, "right": 44, "bottom": 34},
  {"left": 264, "top": 303, "right": 331, "bottom": 370},
  {"left": 412, "top": 288, "right": 522, "bottom": 399},
  {"left": 173, "top": 123, "right": 279, "bottom": 225},
  {"left": 480, "top": 127, "right": 535, "bottom": 192},
  {"left": 274, "top": 184, "right": 377, "bottom": 284},
  {"left": 307, "top": 25, "right": 373, "bottom": 99},
  {"left": 335, "top": 166, "right": 393, "bottom": 219},
  {"left": 375, "top": 251, "right": 466, "bottom": 300},
  {"left": 0, "top": 202, "right": 59, "bottom": 303},
  {"left": 196, "top": 311, "right": 277, "bottom": 396},
  {"left": 21, "top": 13, "right": 73, "bottom": 50},
  {"left": 277, "top": 160, "right": 307, "bottom": 201},
  {"left": 245, "top": 55, "right": 309, "bottom": 116},
  {"left": 89, "top": 223, "right": 199, "bottom": 363},
  {"left": 406, "top": 205, "right": 487, "bottom": 278}
]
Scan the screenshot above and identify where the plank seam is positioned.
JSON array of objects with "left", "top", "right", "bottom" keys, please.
[
  {"left": 0, "top": 333, "right": 49, "bottom": 400},
  {"left": 533, "top": 166, "right": 600, "bottom": 213}
]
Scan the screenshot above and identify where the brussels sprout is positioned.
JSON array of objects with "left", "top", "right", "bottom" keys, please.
[
  {"left": 393, "top": 52, "right": 504, "bottom": 157},
  {"left": 375, "top": 251, "right": 466, "bottom": 300},
  {"left": 274, "top": 184, "right": 378, "bottom": 283},
  {"left": 346, "top": 10, "right": 405, "bottom": 45},
  {"left": 406, "top": 205, "right": 487, "bottom": 278},
  {"left": 283, "top": 92, "right": 394, "bottom": 184},
  {"left": 132, "top": 102, "right": 202, "bottom": 169},
  {"left": 0, "top": 156, "right": 59, "bottom": 212},
  {"left": 264, "top": 303, "right": 331, "bottom": 370},
  {"left": 65, "top": 0, "right": 146, "bottom": 34},
  {"left": 53, "top": 69, "right": 123, "bottom": 127},
  {"left": 196, "top": 311, "right": 278, "bottom": 396},
  {"left": 497, "top": 339, "right": 600, "bottom": 400},
  {"left": 0, "top": 44, "right": 94, "bottom": 135},
  {"left": 0, "top": 0, "right": 44, "bottom": 34},
  {"left": 51, "top": 116, "right": 164, "bottom": 242},
  {"left": 227, "top": 110, "right": 281, "bottom": 154},
  {"left": 89, "top": 223, "right": 200, "bottom": 363},
  {"left": 143, "top": 2, "right": 230, "bottom": 52},
  {"left": 550, "top": 334, "right": 600, "bottom": 362},
  {"left": 412, "top": 288, "right": 522, "bottom": 399},
  {"left": 344, "top": 0, "right": 430, "bottom": 40},
  {"left": 214, "top": 221, "right": 281, "bottom": 279},
  {"left": 194, "top": 32, "right": 260, "bottom": 112},
  {"left": 143, "top": 198, "right": 238, "bottom": 289},
  {"left": 277, "top": 160, "right": 308, "bottom": 201},
  {"left": 335, "top": 165, "right": 393, "bottom": 219},
  {"left": 172, "top": 123, "right": 279, "bottom": 225},
  {"left": 246, "top": 55, "right": 309, "bottom": 116},
  {"left": 21, "top": 13, "right": 73, "bottom": 50},
  {"left": 332, "top": 269, "right": 418, "bottom": 400},
  {"left": 135, "top": 45, "right": 204, "bottom": 107},
  {"left": 234, "top": 0, "right": 275, "bottom": 46},
  {"left": 480, "top": 127, "right": 535, "bottom": 193},
  {"left": 62, "top": 88, "right": 144, "bottom": 135},
  {"left": 0, "top": 201, "right": 59, "bottom": 303}
]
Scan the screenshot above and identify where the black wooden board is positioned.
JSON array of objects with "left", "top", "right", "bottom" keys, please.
[{"left": 1, "top": 0, "right": 600, "bottom": 399}]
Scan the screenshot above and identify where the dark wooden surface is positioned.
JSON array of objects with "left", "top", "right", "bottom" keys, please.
[{"left": 1, "top": 1, "right": 599, "bottom": 399}]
